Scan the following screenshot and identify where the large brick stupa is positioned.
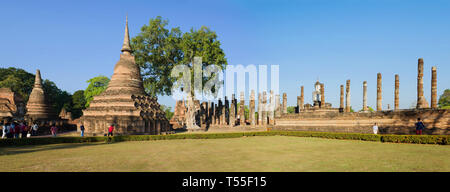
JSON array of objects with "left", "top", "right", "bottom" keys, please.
[{"left": 80, "top": 17, "right": 170, "bottom": 136}]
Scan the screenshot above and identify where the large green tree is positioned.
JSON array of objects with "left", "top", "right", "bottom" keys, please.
[
  {"left": 438, "top": 89, "right": 450, "bottom": 109},
  {"left": 132, "top": 16, "right": 227, "bottom": 130},
  {"left": 84, "top": 76, "right": 110, "bottom": 107},
  {"left": 132, "top": 16, "right": 183, "bottom": 96},
  {"left": 131, "top": 16, "right": 227, "bottom": 97}
]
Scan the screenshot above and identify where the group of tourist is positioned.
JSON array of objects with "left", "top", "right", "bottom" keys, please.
[
  {"left": 1, "top": 121, "right": 63, "bottom": 138},
  {"left": 1, "top": 121, "right": 39, "bottom": 139},
  {"left": 371, "top": 118, "right": 426, "bottom": 135}
]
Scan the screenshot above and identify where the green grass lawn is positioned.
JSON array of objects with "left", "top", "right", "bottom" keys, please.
[{"left": 0, "top": 136, "right": 449, "bottom": 172}]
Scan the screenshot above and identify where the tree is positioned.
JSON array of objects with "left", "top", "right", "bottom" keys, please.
[
  {"left": 42, "top": 79, "right": 72, "bottom": 115},
  {"left": 71, "top": 90, "right": 86, "bottom": 119},
  {"left": 0, "top": 67, "right": 35, "bottom": 101},
  {"left": 132, "top": 16, "right": 183, "bottom": 96},
  {"left": 287, "top": 106, "right": 296, "bottom": 114},
  {"left": 132, "top": 16, "right": 227, "bottom": 130},
  {"left": 438, "top": 89, "right": 450, "bottom": 109},
  {"left": 160, "top": 104, "right": 174, "bottom": 120},
  {"left": 84, "top": 76, "right": 110, "bottom": 107}
]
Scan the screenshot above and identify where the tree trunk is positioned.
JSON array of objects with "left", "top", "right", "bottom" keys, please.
[{"left": 185, "top": 94, "right": 200, "bottom": 130}]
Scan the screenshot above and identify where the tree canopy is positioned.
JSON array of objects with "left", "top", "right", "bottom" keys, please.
[
  {"left": 438, "top": 89, "right": 450, "bottom": 109},
  {"left": 71, "top": 90, "right": 86, "bottom": 119},
  {"left": 131, "top": 16, "right": 227, "bottom": 97},
  {"left": 160, "top": 104, "right": 174, "bottom": 120},
  {"left": 42, "top": 79, "right": 72, "bottom": 115},
  {"left": 84, "top": 76, "right": 110, "bottom": 107},
  {"left": 287, "top": 106, "right": 296, "bottom": 114},
  {"left": 0, "top": 67, "right": 35, "bottom": 101}
]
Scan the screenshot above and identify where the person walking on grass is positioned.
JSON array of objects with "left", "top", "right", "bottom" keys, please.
[
  {"left": 51, "top": 124, "right": 58, "bottom": 137},
  {"left": 80, "top": 124, "right": 85, "bottom": 137},
  {"left": 415, "top": 118, "right": 425, "bottom": 135},
  {"left": 372, "top": 123, "right": 379, "bottom": 134},
  {"left": 108, "top": 124, "right": 114, "bottom": 137}
]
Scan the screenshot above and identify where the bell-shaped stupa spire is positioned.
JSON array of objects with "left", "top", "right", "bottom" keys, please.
[
  {"left": 121, "top": 15, "right": 132, "bottom": 55},
  {"left": 34, "top": 69, "right": 43, "bottom": 88}
]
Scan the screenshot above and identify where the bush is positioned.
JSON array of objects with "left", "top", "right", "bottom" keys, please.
[
  {"left": 0, "top": 131, "right": 448, "bottom": 147},
  {"left": 380, "top": 135, "right": 449, "bottom": 145}
]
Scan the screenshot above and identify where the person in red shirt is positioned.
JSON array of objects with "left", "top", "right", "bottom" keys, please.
[
  {"left": 50, "top": 124, "right": 58, "bottom": 137},
  {"left": 108, "top": 124, "right": 114, "bottom": 136}
]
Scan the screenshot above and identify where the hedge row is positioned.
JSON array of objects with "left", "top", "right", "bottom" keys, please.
[
  {"left": 0, "top": 131, "right": 448, "bottom": 147},
  {"left": 0, "top": 136, "right": 105, "bottom": 146}
]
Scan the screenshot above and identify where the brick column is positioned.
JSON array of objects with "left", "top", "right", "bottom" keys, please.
[
  {"left": 363, "top": 81, "right": 368, "bottom": 111},
  {"left": 282, "top": 93, "right": 287, "bottom": 114},
  {"left": 250, "top": 90, "right": 255, "bottom": 125},
  {"left": 257, "top": 93, "right": 262, "bottom": 125},
  {"left": 269, "top": 90, "right": 274, "bottom": 125},
  {"left": 240, "top": 92, "right": 245, "bottom": 125},
  {"left": 320, "top": 83, "right": 325, "bottom": 108},
  {"left": 417, "top": 58, "right": 425, "bottom": 109},
  {"left": 431, "top": 66, "right": 437, "bottom": 108},
  {"left": 395, "top": 74, "right": 399, "bottom": 110},
  {"left": 222, "top": 99, "right": 226, "bottom": 125},
  {"left": 218, "top": 99, "right": 223, "bottom": 125},
  {"left": 340, "top": 85, "right": 344, "bottom": 112},
  {"left": 377, "top": 73, "right": 382, "bottom": 111},
  {"left": 275, "top": 94, "right": 281, "bottom": 118},
  {"left": 262, "top": 91, "right": 267, "bottom": 125},
  {"left": 156, "top": 121, "right": 161, "bottom": 135},
  {"left": 213, "top": 103, "right": 217, "bottom": 125},
  {"left": 345, "top": 80, "right": 351, "bottom": 112},
  {"left": 230, "top": 94, "right": 235, "bottom": 126},
  {"left": 300, "top": 86, "right": 304, "bottom": 111},
  {"left": 224, "top": 96, "right": 229, "bottom": 125}
]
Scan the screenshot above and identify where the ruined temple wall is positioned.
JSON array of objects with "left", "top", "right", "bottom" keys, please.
[
  {"left": 274, "top": 109, "right": 449, "bottom": 135},
  {"left": 80, "top": 116, "right": 169, "bottom": 136}
]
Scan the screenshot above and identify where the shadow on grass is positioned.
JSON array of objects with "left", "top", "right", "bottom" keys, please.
[{"left": 0, "top": 142, "right": 110, "bottom": 156}]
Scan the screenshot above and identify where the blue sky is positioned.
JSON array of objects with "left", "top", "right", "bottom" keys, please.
[{"left": 0, "top": 0, "right": 449, "bottom": 110}]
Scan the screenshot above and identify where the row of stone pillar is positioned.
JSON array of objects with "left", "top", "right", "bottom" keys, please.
[
  {"left": 334, "top": 58, "right": 437, "bottom": 112},
  {"left": 195, "top": 90, "right": 288, "bottom": 127},
  {"left": 417, "top": 58, "right": 438, "bottom": 109}
]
